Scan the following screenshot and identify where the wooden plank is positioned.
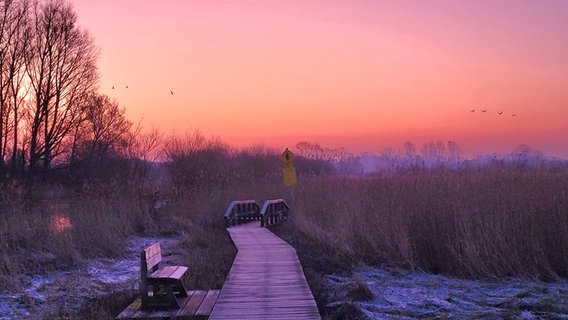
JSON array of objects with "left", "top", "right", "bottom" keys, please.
[
  {"left": 142, "top": 307, "right": 167, "bottom": 318},
  {"left": 164, "top": 291, "right": 197, "bottom": 319},
  {"left": 116, "top": 291, "right": 216, "bottom": 320},
  {"left": 114, "top": 297, "right": 142, "bottom": 319},
  {"left": 144, "top": 243, "right": 161, "bottom": 257},
  {"left": 131, "top": 305, "right": 160, "bottom": 319},
  {"left": 148, "top": 265, "right": 177, "bottom": 279},
  {"left": 145, "top": 253, "right": 162, "bottom": 272},
  {"left": 168, "top": 266, "right": 188, "bottom": 280},
  {"left": 210, "top": 222, "right": 320, "bottom": 320},
  {"left": 195, "top": 290, "right": 220, "bottom": 315},
  {"left": 178, "top": 289, "right": 207, "bottom": 316},
  {"left": 144, "top": 243, "right": 162, "bottom": 270}
]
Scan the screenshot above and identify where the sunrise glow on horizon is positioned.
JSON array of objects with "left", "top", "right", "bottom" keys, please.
[{"left": 72, "top": 0, "right": 568, "bottom": 158}]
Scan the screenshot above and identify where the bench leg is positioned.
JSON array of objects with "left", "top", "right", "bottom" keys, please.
[
  {"left": 172, "top": 281, "right": 188, "bottom": 297},
  {"left": 144, "top": 279, "right": 188, "bottom": 309},
  {"left": 145, "top": 286, "right": 180, "bottom": 309},
  {"left": 164, "top": 287, "right": 179, "bottom": 308}
]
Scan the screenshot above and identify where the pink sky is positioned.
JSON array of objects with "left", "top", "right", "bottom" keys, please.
[{"left": 72, "top": 0, "right": 568, "bottom": 157}]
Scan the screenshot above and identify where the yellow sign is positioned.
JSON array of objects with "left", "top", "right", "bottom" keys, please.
[
  {"left": 283, "top": 167, "right": 297, "bottom": 187},
  {"left": 281, "top": 148, "right": 295, "bottom": 167}
]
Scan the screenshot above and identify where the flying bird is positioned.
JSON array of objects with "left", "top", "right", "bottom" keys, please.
[
  {"left": 470, "top": 109, "right": 475, "bottom": 112},
  {"left": 170, "top": 90, "right": 174, "bottom": 95},
  {"left": 125, "top": 85, "right": 128, "bottom": 89},
  {"left": 112, "top": 85, "right": 114, "bottom": 90},
  {"left": 481, "top": 109, "right": 487, "bottom": 113},
  {"left": 497, "top": 111, "right": 503, "bottom": 115},
  {"left": 512, "top": 114, "right": 517, "bottom": 117}
]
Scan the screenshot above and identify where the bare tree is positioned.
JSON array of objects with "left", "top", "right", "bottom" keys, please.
[
  {"left": 295, "top": 141, "right": 326, "bottom": 160},
  {"left": 163, "top": 130, "right": 230, "bottom": 195},
  {"left": 0, "top": 0, "right": 30, "bottom": 178},
  {"left": 421, "top": 141, "right": 447, "bottom": 162},
  {"left": 71, "top": 93, "right": 131, "bottom": 163},
  {"left": 25, "top": 0, "right": 98, "bottom": 176}
]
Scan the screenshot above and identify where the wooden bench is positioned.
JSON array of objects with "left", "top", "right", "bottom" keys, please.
[{"left": 140, "top": 243, "right": 189, "bottom": 309}]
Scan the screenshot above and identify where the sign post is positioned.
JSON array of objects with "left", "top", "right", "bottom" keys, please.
[{"left": 281, "top": 148, "right": 299, "bottom": 247}]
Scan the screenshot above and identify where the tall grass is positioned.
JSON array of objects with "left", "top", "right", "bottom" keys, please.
[
  {"left": 3, "top": 131, "right": 567, "bottom": 318},
  {"left": 293, "top": 164, "right": 568, "bottom": 280},
  {"left": 0, "top": 184, "right": 142, "bottom": 280}
]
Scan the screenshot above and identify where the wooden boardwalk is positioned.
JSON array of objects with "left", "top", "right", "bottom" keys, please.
[
  {"left": 209, "top": 222, "right": 320, "bottom": 320},
  {"left": 115, "top": 290, "right": 220, "bottom": 319}
]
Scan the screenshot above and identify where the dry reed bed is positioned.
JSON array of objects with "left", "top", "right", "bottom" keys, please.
[
  {"left": 0, "top": 182, "right": 238, "bottom": 319},
  {"left": 2, "top": 148, "right": 567, "bottom": 318},
  {"left": 294, "top": 165, "right": 568, "bottom": 280},
  {"left": 0, "top": 182, "right": 236, "bottom": 286}
]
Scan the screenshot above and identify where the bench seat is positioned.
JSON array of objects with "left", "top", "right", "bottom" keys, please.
[
  {"left": 141, "top": 243, "right": 189, "bottom": 309},
  {"left": 148, "top": 266, "right": 188, "bottom": 283}
]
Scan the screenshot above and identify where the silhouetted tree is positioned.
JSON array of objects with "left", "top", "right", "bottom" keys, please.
[
  {"left": 71, "top": 93, "right": 131, "bottom": 163},
  {"left": 296, "top": 141, "right": 324, "bottom": 159},
  {"left": 0, "top": 0, "right": 31, "bottom": 178},
  {"left": 421, "top": 141, "right": 446, "bottom": 162},
  {"left": 164, "top": 131, "right": 231, "bottom": 195},
  {"left": 25, "top": 0, "right": 98, "bottom": 177}
]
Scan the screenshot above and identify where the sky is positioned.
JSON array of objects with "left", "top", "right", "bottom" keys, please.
[{"left": 71, "top": 0, "right": 568, "bottom": 158}]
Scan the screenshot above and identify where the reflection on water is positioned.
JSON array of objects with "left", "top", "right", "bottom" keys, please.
[
  {"left": 46, "top": 202, "right": 73, "bottom": 234},
  {"left": 50, "top": 214, "right": 72, "bottom": 233}
]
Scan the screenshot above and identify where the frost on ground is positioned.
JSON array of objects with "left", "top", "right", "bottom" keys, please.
[
  {"left": 0, "top": 236, "right": 185, "bottom": 320},
  {"left": 326, "top": 267, "right": 568, "bottom": 319}
]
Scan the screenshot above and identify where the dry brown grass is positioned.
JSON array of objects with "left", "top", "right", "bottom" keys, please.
[
  {"left": 3, "top": 135, "right": 567, "bottom": 318},
  {"left": 291, "top": 164, "right": 568, "bottom": 280},
  {"left": 0, "top": 180, "right": 238, "bottom": 319}
]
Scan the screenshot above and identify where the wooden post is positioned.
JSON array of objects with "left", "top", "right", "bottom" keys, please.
[
  {"left": 290, "top": 187, "right": 299, "bottom": 248},
  {"left": 140, "top": 250, "right": 149, "bottom": 307}
]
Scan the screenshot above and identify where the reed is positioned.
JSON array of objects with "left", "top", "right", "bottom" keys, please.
[
  {"left": 2, "top": 136, "right": 567, "bottom": 319},
  {"left": 292, "top": 164, "right": 568, "bottom": 280}
]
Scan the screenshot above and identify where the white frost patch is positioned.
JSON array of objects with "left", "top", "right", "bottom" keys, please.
[
  {"left": 0, "top": 293, "right": 29, "bottom": 320},
  {"left": 326, "top": 267, "right": 568, "bottom": 319},
  {"left": 0, "top": 236, "right": 185, "bottom": 320}
]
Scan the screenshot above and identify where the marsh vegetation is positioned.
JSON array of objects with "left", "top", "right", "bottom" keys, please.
[
  {"left": 1, "top": 1, "right": 567, "bottom": 318},
  {"left": 2, "top": 130, "right": 567, "bottom": 319}
]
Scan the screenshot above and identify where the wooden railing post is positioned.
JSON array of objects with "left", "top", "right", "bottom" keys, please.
[
  {"left": 225, "top": 200, "right": 291, "bottom": 228},
  {"left": 224, "top": 200, "right": 260, "bottom": 227},
  {"left": 260, "top": 199, "right": 290, "bottom": 228}
]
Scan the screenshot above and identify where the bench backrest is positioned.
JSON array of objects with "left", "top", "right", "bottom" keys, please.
[
  {"left": 142, "top": 243, "right": 162, "bottom": 274},
  {"left": 140, "top": 243, "right": 162, "bottom": 302}
]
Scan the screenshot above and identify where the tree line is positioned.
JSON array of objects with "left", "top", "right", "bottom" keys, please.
[{"left": 1, "top": 0, "right": 132, "bottom": 181}]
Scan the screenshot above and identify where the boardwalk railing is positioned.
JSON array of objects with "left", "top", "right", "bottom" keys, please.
[
  {"left": 260, "top": 199, "right": 290, "bottom": 227},
  {"left": 224, "top": 200, "right": 260, "bottom": 227}
]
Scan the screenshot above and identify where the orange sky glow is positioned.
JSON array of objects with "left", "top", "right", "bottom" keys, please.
[{"left": 72, "top": 0, "right": 568, "bottom": 158}]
